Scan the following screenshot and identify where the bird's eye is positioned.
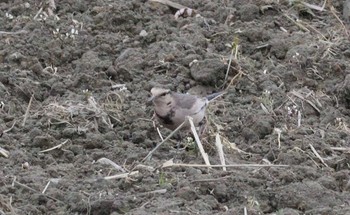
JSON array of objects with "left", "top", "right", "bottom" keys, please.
[{"left": 160, "top": 92, "right": 169, "bottom": 97}]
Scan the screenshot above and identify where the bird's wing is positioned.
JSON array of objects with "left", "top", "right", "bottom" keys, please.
[
  {"left": 172, "top": 93, "right": 198, "bottom": 109},
  {"left": 172, "top": 92, "right": 208, "bottom": 115},
  {"left": 188, "top": 97, "right": 208, "bottom": 114}
]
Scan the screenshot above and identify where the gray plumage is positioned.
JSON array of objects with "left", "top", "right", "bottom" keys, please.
[{"left": 149, "top": 87, "right": 224, "bottom": 130}]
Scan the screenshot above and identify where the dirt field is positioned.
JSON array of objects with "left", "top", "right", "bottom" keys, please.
[{"left": 1, "top": 0, "right": 350, "bottom": 214}]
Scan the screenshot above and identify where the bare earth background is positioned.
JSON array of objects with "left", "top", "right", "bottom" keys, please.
[{"left": 1, "top": 0, "right": 350, "bottom": 214}]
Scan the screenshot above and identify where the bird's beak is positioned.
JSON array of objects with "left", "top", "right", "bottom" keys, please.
[
  {"left": 147, "top": 96, "right": 154, "bottom": 105},
  {"left": 148, "top": 95, "right": 155, "bottom": 102}
]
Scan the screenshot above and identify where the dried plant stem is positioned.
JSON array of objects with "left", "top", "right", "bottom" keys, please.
[
  {"left": 330, "top": 5, "right": 349, "bottom": 37},
  {"left": 33, "top": 7, "right": 43, "bottom": 20},
  {"left": 215, "top": 133, "right": 226, "bottom": 171},
  {"left": 104, "top": 171, "right": 139, "bottom": 180},
  {"left": 3, "top": 120, "right": 16, "bottom": 134},
  {"left": 142, "top": 120, "right": 187, "bottom": 162},
  {"left": 13, "top": 180, "right": 63, "bottom": 203},
  {"left": 162, "top": 159, "right": 288, "bottom": 168},
  {"left": 39, "top": 139, "right": 69, "bottom": 153},
  {"left": 97, "top": 157, "right": 126, "bottom": 172},
  {"left": 221, "top": 44, "right": 235, "bottom": 89},
  {"left": 282, "top": 13, "right": 310, "bottom": 32},
  {"left": 0, "top": 147, "right": 9, "bottom": 158},
  {"left": 0, "top": 30, "right": 28, "bottom": 35},
  {"left": 225, "top": 69, "right": 244, "bottom": 91},
  {"left": 309, "top": 144, "right": 328, "bottom": 167},
  {"left": 22, "top": 94, "right": 34, "bottom": 127},
  {"left": 330, "top": 147, "right": 350, "bottom": 152},
  {"left": 149, "top": 0, "right": 186, "bottom": 10},
  {"left": 42, "top": 181, "right": 51, "bottom": 194},
  {"left": 188, "top": 117, "right": 210, "bottom": 166}
]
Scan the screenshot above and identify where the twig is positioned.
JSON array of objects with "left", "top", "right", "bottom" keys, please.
[
  {"left": 330, "top": 147, "right": 350, "bottom": 152},
  {"left": 290, "top": 90, "right": 321, "bottom": 113},
  {"left": 215, "top": 133, "right": 226, "bottom": 171},
  {"left": 221, "top": 42, "right": 235, "bottom": 89},
  {"left": 133, "top": 164, "right": 155, "bottom": 172},
  {"left": 188, "top": 117, "right": 210, "bottom": 166},
  {"left": 297, "top": 110, "right": 301, "bottom": 127},
  {"left": 225, "top": 69, "right": 244, "bottom": 91},
  {"left": 0, "top": 147, "right": 9, "bottom": 158},
  {"left": 13, "top": 180, "right": 63, "bottom": 203},
  {"left": 0, "top": 30, "right": 28, "bottom": 35},
  {"left": 162, "top": 159, "right": 288, "bottom": 168},
  {"left": 156, "top": 127, "right": 164, "bottom": 141},
  {"left": 302, "top": 21, "right": 327, "bottom": 40},
  {"left": 39, "top": 139, "right": 69, "bottom": 153},
  {"left": 274, "top": 128, "right": 282, "bottom": 149},
  {"left": 330, "top": 5, "right": 349, "bottom": 37},
  {"left": 292, "top": 147, "right": 320, "bottom": 168},
  {"left": 301, "top": 1, "right": 326, "bottom": 12},
  {"left": 0, "top": 196, "right": 15, "bottom": 215},
  {"left": 33, "top": 7, "right": 43, "bottom": 20},
  {"left": 22, "top": 94, "right": 34, "bottom": 127},
  {"left": 42, "top": 180, "right": 51, "bottom": 194},
  {"left": 282, "top": 13, "right": 310, "bottom": 32},
  {"left": 260, "top": 103, "right": 270, "bottom": 114},
  {"left": 221, "top": 136, "right": 251, "bottom": 155},
  {"left": 149, "top": 0, "right": 186, "bottom": 10},
  {"left": 256, "top": 44, "right": 270, "bottom": 49},
  {"left": 2, "top": 120, "right": 16, "bottom": 134},
  {"left": 142, "top": 119, "right": 187, "bottom": 162},
  {"left": 111, "top": 83, "right": 126, "bottom": 90},
  {"left": 191, "top": 176, "right": 230, "bottom": 183},
  {"left": 104, "top": 171, "right": 139, "bottom": 180},
  {"left": 137, "top": 189, "right": 167, "bottom": 197},
  {"left": 309, "top": 144, "right": 328, "bottom": 167},
  {"left": 96, "top": 157, "right": 126, "bottom": 172}
]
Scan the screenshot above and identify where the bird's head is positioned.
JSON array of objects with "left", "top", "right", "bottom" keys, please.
[{"left": 148, "top": 87, "right": 172, "bottom": 106}]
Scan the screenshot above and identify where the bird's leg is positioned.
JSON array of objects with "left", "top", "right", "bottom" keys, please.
[
  {"left": 174, "top": 132, "right": 183, "bottom": 158},
  {"left": 198, "top": 117, "right": 208, "bottom": 137}
]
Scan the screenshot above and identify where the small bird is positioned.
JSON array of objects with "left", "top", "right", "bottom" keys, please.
[{"left": 149, "top": 87, "right": 225, "bottom": 130}]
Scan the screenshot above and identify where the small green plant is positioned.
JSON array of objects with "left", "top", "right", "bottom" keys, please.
[
  {"left": 184, "top": 137, "right": 197, "bottom": 154},
  {"left": 158, "top": 172, "right": 166, "bottom": 186}
]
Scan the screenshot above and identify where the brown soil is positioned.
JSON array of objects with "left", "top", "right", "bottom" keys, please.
[{"left": 1, "top": 0, "right": 350, "bottom": 214}]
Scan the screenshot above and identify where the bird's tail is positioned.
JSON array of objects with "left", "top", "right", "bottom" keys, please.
[{"left": 206, "top": 91, "right": 226, "bottom": 102}]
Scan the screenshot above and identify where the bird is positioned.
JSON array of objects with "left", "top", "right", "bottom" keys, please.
[{"left": 149, "top": 87, "right": 225, "bottom": 130}]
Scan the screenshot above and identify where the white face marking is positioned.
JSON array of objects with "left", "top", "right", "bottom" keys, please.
[
  {"left": 150, "top": 87, "right": 173, "bottom": 111},
  {"left": 151, "top": 88, "right": 170, "bottom": 97}
]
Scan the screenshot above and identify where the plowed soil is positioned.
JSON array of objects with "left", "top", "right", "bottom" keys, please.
[{"left": 1, "top": 0, "right": 350, "bottom": 214}]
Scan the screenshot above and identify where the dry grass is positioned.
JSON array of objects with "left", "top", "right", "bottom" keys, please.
[
  {"left": 0, "top": 195, "right": 16, "bottom": 215},
  {"left": 36, "top": 91, "right": 126, "bottom": 131},
  {"left": 202, "top": 98, "right": 240, "bottom": 153}
]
